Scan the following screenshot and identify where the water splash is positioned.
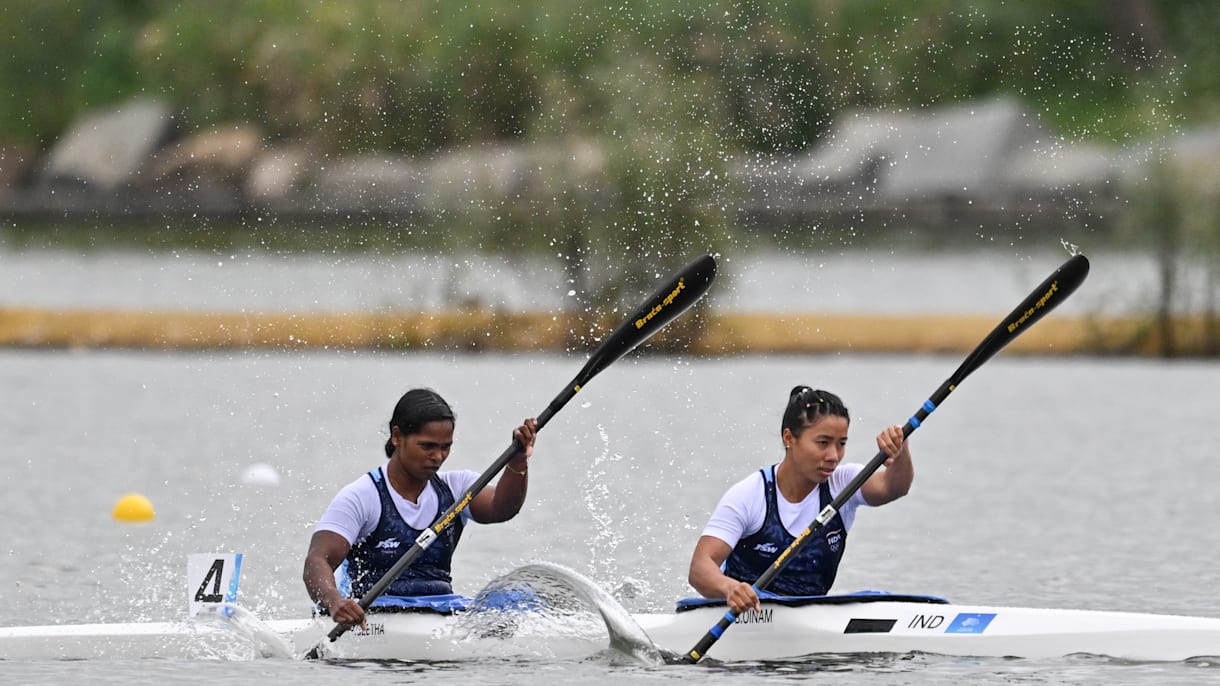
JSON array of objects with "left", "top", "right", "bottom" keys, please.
[
  {"left": 1060, "top": 238, "right": 1082, "bottom": 256},
  {"left": 582, "top": 425, "right": 626, "bottom": 585},
  {"left": 193, "top": 602, "right": 295, "bottom": 659},
  {"left": 454, "top": 561, "right": 665, "bottom": 665}
]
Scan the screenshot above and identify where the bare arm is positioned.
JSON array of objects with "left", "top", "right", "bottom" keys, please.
[
  {"left": 688, "top": 535, "right": 761, "bottom": 614},
  {"left": 861, "top": 424, "right": 914, "bottom": 506},
  {"left": 469, "top": 418, "right": 537, "bottom": 524},
  {"left": 302, "top": 530, "right": 365, "bottom": 627}
]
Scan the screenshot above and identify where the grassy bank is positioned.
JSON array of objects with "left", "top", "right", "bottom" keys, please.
[{"left": 2, "top": 307, "right": 1212, "bottom": 357}]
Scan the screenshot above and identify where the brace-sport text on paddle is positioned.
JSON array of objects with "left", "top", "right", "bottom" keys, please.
[
  {"left": 634, "top": 278, "right": 686, "bottom": 329},
  {"left": 432, "top": 492, "right": 474, "bottom": 534},
  {"left": 1006, "top": 280, "right": 1059, "bottom": 334}
]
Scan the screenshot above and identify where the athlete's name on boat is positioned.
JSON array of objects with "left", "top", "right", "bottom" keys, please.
[
  {"left": 1007, "top": 280, "right": 1059, "bottom": 334},
  {"left": 353, "top": 622, "right": 386, "bottom": 637},
  {"left": 734, "top": 608, "right": 773, "bottom": 625},
  {"left": 634, "top": 278, "right": 686, "bottom": 330}
]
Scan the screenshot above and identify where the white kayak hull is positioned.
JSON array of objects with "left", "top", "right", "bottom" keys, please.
[
  {"left": 638, "top": 600, "right": 1220, "bottom": 662},
  {"left": 0, "top": 618, "right": 308, "bottom": 661},
  {"left": 6, "top": 598, "right": 1217, "bottom": 662}
]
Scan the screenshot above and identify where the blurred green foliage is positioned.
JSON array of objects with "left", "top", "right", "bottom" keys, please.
[{"left": 3, "top": 0, "right": 1215, "bottom": 152}]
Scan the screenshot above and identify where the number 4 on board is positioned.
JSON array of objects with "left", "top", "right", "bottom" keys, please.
[{"left": 186, "top": 553, "right": 244, "bottom": 617}]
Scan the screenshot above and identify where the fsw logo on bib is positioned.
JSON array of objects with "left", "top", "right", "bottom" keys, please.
[{"left": 375, "top": 538, "right": 401, "bottom": 551}]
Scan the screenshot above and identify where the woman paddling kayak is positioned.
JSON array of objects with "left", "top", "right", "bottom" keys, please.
[
  {"left": 688, "top": 385, "right": 914, "bottom": 615},
  {"left": 302, "top": 388, "right": 537, "bottom": 629}
]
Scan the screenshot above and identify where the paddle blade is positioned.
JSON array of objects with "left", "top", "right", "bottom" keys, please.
[
  {"left": 950, "top": 253, "right": 1089, "bottom": 384},
  {"left": 576, "top": 254, "right": 717, "bottom": 385}
]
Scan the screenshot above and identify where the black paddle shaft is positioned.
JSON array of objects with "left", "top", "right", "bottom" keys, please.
[
  {"left": 682, "top": 253, "right": 1090, "bottom": 664},
  {"left": 306, "top": 254, "right": 718, "bottom": 658}
]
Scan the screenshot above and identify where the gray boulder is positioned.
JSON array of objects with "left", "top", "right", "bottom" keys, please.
[{"left": 39, "top": 97, "right": 176, "bottom": 192}]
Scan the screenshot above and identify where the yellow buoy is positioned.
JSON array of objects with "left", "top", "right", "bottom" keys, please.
[{"left": 112, "top": 493, "right": 156, "bottom": 523}]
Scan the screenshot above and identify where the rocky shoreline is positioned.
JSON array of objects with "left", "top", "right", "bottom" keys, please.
[{"left": 7, "top": 96, "right": 1214, "bottom": 228}]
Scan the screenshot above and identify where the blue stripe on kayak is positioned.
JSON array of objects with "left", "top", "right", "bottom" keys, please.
[
  {"left": 675, "top": 590, "right": 950, "bottom": 611},
  {"left": 946, "top": 612, "right": 995, "bottom": 634},
  {"left": 226, "top": 553, "right": 243, "bottom": 603}
]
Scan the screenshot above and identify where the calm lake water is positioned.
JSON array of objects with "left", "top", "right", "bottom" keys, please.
[
  {"left": 0, "top": 246, "right": 1207, "bottom": 316},
  {"left": 1, "top": 349, "right": 1218, "bottom": 684}
]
